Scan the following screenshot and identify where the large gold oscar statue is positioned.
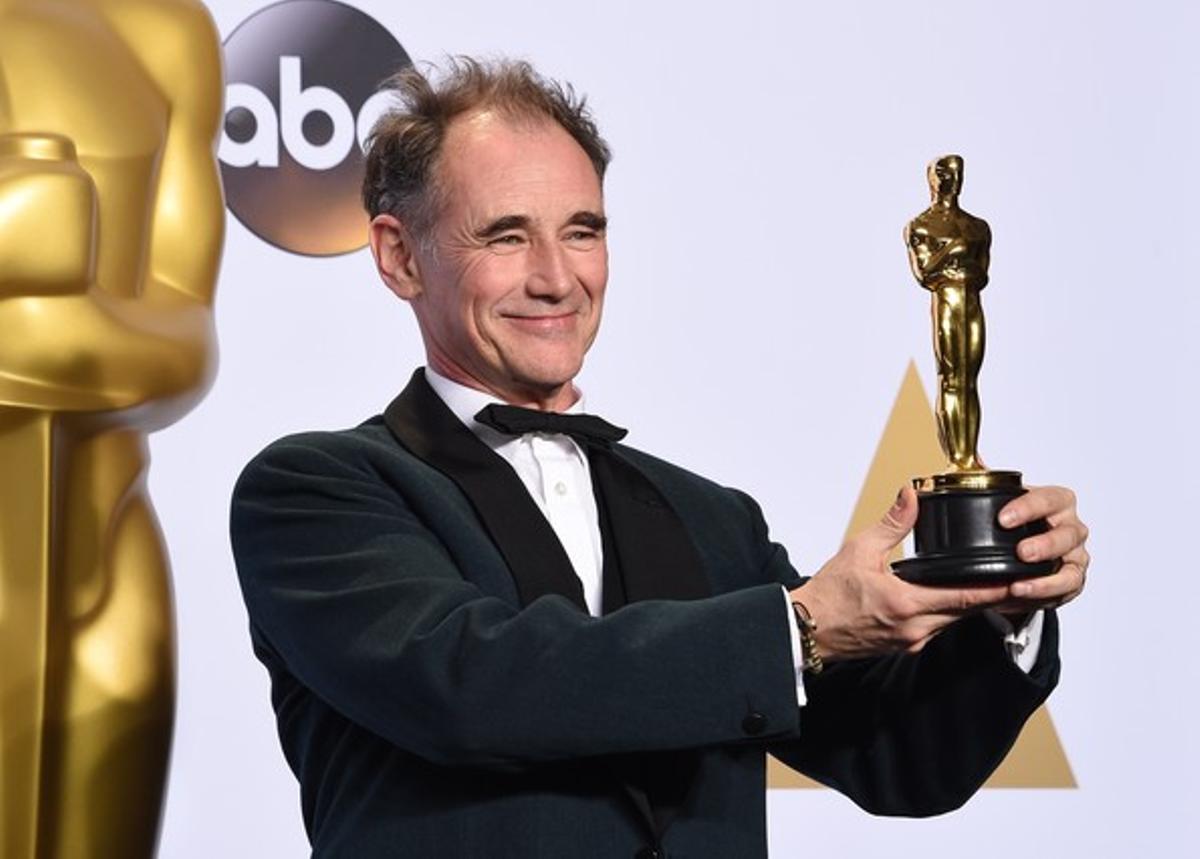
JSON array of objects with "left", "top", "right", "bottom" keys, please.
[{"left": 0, "top": 1, "right": 223, "bottom": 856}]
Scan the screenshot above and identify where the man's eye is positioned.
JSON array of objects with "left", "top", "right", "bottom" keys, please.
[
  {"left": 490, "top": 234, "right": 524, "bottom": 246},
  {"left": 566, "top": 230, "right": 599, "bottom": 243}
]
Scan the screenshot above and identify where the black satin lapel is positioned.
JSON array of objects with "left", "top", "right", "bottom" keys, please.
[
  {"left": 383, "top": 370, "right": 587, "bottom": 612},
  {"left": 589, "top": 448, "right": 711, "bottom": 604}
]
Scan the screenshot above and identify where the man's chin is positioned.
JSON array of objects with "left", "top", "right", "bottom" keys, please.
[
  {"left": 500, "top": 362, "right": 584, "bottom": 405},
  {"left": 512, "top": 373, "right": 577, "bottom": 397}
]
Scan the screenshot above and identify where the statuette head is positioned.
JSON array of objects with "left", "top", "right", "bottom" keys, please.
[{"left": 928, "top": 154, "right": 964, "bottom": 204}]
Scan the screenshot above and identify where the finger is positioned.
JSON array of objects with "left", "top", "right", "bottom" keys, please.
[
  {"left": 999, "top": 485, "right": 1076, "bottom": 529},
  {"left": 1009, "top": 562, "right": 1086, "bottom": 603},
  {"left": 1015, "top": 519, "right": 1088, "bottom": 564},
  {"left": 993, "top": 569, "right": 1084, "bottom": 610},
  {"left": 905, "top": 632, "right": 937, "bottom": 654},
  {"left": 861, "top": 485, "right": 919, "bottom": 552},
  {"left": 906, "top": 581, "right": 1012, "bottom": 615}
]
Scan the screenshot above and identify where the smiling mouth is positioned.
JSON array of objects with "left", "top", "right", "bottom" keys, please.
[{"left": 503, "top": 311, "right": 579, "bottom": 324}]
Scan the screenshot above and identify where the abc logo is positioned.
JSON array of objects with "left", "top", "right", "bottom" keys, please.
[{"left": 220, "top": 0, "right": 411, "bottom": 256}]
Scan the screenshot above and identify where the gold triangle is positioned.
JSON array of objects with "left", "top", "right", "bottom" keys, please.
[{"left": 769, "top": 361, "right": 1075, "bottom": 789}]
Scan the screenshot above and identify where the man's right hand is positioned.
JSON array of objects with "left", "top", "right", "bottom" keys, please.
[{"left": 789, "top": 485, "right": 1013, "bottom": 662}]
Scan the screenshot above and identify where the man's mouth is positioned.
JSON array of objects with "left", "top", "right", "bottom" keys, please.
[{"left": 502, "top": 311, "right": 579, "bottom": 330}]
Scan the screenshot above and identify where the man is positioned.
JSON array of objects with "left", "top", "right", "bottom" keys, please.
[{"left": 231, "top": 58, "right": 1088, "bottom": 858}]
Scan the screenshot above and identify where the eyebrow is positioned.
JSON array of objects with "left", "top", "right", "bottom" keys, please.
[
  {"left": 566, "top": 211, "right": 608, "bottom": 232},
  {"left": 473, "top": 211, "right": 608, "bottom": 240},
  {"left": 473, "top": 214, "right": 531, "bottom": 240}
]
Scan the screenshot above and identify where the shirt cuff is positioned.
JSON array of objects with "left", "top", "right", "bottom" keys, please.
[
  {"left": 983, "top": 608, "right": 1046, "bottom": 674},
  {"left": 781, "top": 586, "right": 808, "bottom": 707}
]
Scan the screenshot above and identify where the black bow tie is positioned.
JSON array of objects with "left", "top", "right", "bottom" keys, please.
[{"left": 474, "top": 404, "right": 628, "bottom": 445}]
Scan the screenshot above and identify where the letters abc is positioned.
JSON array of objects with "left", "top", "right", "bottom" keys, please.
[{"left": 221, "top": 57, "right": 397, "bottom": 172}]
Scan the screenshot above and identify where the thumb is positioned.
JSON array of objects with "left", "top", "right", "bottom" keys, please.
[{"left": 862, "top": 485, "right": 918, "bottom": 551}]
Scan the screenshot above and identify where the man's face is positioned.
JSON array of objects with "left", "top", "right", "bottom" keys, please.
[{"left": 407, "top": 111, "right": 607, "bottom": 407}]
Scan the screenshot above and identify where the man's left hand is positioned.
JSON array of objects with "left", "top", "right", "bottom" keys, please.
[{"left": 995, "top": 485, "right": 1090, "bottom": 614}]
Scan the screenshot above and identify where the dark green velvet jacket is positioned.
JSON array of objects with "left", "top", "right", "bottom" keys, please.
[{"left": 229, "top": 371, "right": 1059, "bottom": 858}]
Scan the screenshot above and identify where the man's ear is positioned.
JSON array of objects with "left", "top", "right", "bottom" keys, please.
[{"left": 369, "top": 214, "right": 426, "bottom": 301}]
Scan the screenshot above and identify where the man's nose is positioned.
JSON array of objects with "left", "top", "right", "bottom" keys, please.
[{"left": 525, "top": 239, "right": 574, "bottom": 298}]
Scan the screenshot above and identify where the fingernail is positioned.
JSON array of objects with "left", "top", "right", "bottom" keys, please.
[
  {"left": 1012, "top": 582, "right": 1032, "bottom": 597},
  {"left": 892, "top": 490, "right": 905, "bottom": 511},
  {"left": 999, "top": 510, "right": 1017, "bottom": 527},
  {"left": 1020, "top": 544, "right": 1039, "bottom": 562}
]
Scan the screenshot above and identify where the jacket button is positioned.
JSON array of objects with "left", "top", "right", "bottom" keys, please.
[
  {"left": 635, "top": 849, "right": 663, "bottom": 859},
  {"left": 742, "top": 711, "right": 769, "bottom": 735}
]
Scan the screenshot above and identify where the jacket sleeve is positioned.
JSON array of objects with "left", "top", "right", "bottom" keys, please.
[{"left": 230, "top": 435, "right": 802, "bottom": 769}]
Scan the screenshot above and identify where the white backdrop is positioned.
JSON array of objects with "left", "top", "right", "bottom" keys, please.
[{"left": 154, "top": 1, "right": 1199, "bottom": 855}]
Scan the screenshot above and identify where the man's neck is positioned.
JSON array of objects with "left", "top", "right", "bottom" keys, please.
[{"left": 425, "top": 358, "right": 579, "bottom": 412}]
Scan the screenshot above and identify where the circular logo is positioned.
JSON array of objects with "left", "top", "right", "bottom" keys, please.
[{"left": 220, "top": 0, "right": 411, "bottom": 256}]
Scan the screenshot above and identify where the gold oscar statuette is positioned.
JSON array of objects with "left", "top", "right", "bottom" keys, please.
[
  {"left": 0, "top": 1, "right": 224, "bottom": 856},
  {"left": 892, "top": 155, "right": 1056, "bottom": 584}
]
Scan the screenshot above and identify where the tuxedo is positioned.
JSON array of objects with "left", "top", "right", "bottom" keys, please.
[{"left": 230, "top": 370, "right": 1060, "bottom": 858}]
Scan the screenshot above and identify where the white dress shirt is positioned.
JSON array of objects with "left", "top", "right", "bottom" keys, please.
[{"left": 423, "top": 367, "right": 1042, "bottom": 707}]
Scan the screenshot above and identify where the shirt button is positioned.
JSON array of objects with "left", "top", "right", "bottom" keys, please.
[{"left": 554, "top": 481, "right": 568, "bottom": 496}]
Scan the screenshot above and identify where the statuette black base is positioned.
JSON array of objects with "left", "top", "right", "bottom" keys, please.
[{"left": 892, "top": 486, "right": 1058, "bottom": 585}]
